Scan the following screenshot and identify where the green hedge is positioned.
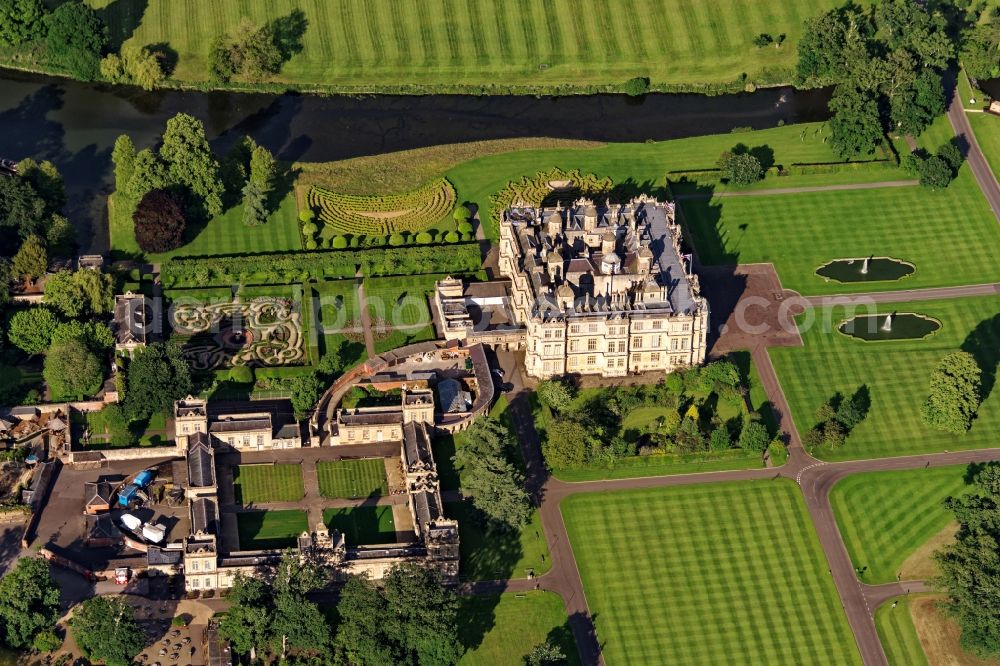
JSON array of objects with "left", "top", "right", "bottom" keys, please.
[
  {"left": 786, "top": 160, "right": 898, "bottom": 175},
  {"left": 161, "top": 243, "right": 482, "bottom": 287}
]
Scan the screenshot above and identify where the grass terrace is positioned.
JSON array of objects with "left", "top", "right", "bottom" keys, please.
[
  {"left": 458, "top": 592, "right": 580, "bottom": 665},
  {"left": 562, "top": 480, "right": 860, "bottom": 665},
  {"left": 317, "top": 459, "right": 389, "bottom": 499},
  {"left": 446, "top": 501, "right": 551, "bottom": 581},
  {"left": 232, "top": 464, "right": 305, "bottom": 504},
  {"left": 680, "top": 169, "right": 1000, "bottom": 295},
  {"left": 771, "top": 295, "right": 1000, "bottom": 460},
  {"left": 236, "top": 509, "right": 308, "bottom": 550},
  {"left": 90, "top": 0, "right": 845, "bottom": 91},
  {"left": 830, "top": 466, "right": 973, "bottom": 584},
  {"left": 323, "top": 506, "right": 396, "bottom": 546}
]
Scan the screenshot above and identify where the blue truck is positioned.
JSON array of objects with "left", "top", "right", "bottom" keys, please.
[{"left": 117, "top": 470, "right": 155, "bottom": 508}]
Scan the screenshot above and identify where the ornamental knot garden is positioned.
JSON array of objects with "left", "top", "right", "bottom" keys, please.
[{"left": 171, "top": 296, "right": 305, "bottom": 370}]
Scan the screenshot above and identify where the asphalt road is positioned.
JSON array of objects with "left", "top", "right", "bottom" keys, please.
[{"left": 947, "top": 85, "right": 1000, "bottom": 222}]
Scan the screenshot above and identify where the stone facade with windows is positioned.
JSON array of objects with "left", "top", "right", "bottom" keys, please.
[
  {"left": 497, "top": 195, "right": 709, "bottom": 379},
  {"left": 174, "top": 396, "right": 302, "bottom": 451}
]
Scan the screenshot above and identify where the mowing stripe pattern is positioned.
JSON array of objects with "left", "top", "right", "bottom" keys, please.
[
  {"left": 562, "top": 480, "right": 861, "bottom": 665},
  {"left": 317, "top": 459, "right": 389, "bottom": 499},
  {"left": 233, "top": 464, "right": 305, "bottom": 504}
]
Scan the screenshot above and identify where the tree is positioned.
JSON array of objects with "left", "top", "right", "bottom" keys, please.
[
  {"left": 936, "top": 463, "right": 1000, "bottom": 657},
  {"left": 219, "top": 576, "right": 271, "bottom": 659},
  {"left": 453, "top": 204, "right": 471, "bottom": 222},
  {"left": 11, "top": 234, "right": 47, "bottom": 284},
  {"left": 45, "top": 337, "right": 103, "bottom": 400},
  {"left": 44, "top": 2, "right": 107, "bottom": 81},
  {"left": 536, "top": 378, "right": 576, "bottom": 413},
  {"left": 123, "top": 341, "right": 192, "bottom": 421},
  {"left": 249, "top": 145, "right": 276, "bottom": 196},
  {"left": 46, "top": 214, "right": 76, "bottom": 257},
  {"left": 0, "top": 0, "right": 46, "bottom": 46},
  {"left": 717, "top": 151, "right": 763, "bottom": 186},
  {"left": 159, "top": 113, "right": 223, "bottom": 217},
  {"left": 123, "top": 147, "right": 168, "bottom": 203},
  {"left": 0, "top": 259, "right": 12, "bottom": 308},
  {"left": 43, "top": 269, "right": 114, "bottom": 318},
  {"left": 209, "top": 18, "right": 282, "bottom": 82},
  {"left": 917, "top": 154, "right": 953, "bottom": 189},
  {"left": 699, "top": 359, "right": 741, "bottom": 392},
  {"left": 737, "top": 420, "right": 770, "bottom": 453},
  {"left": 17, "top": 158, "right": 65, "bottom": 216},
  {"left": 937, "top": 141, "right": 964, "bottom": 172},
  {"left": 891, "top": 69, "right": 945, "bottom": 136},
  {"left": 623, "top": 76, "right": 650, "bottom": 96},
  {"left": 796, "top": 7, "right": 866, "bottom": 84},
  {"left": 52, "top": 320, "right": 114, "bottom": 351},
  {"left": 133, "top": 188, "right": 186, "bottom": 253},
  {"left": 709, "top": 426, "right": 732, "bottom": 451},
  {"left": 32, "top": 630, "right": 61, "bottom": 653},
  {"left": 7, "top": 307, "right": 59, "bottom": 355},
  {"left": 70, "top": 597, "right": 144, "bottom": 666},
  {"left": 241, "top": 180, "right": 268, "bottom": 227},
  {"left": 921, "top": 351, "right": 982, "bottom": 434},
  {"left": 961, "top": 20, "right": 1000, "bottom": 80},
  {"left": 542, "top": 417, "right": 591, "bottom": 469},
  {"left": 99, "top": 404, "right": 135, "bottom": 447},
  {"left": 332, "top": 235, "right": 348, "bottom": 249},
  {"left": 220, "top": 135, "right": 257, "bottom": 201},
  {"left": 453, "top": 417, "right": 532, "bottom": 528},
  {"left": 123, "top": 44, "right": 165, "bottom": 91},
  {"left": 335, "top": 565, "right": 461, "bottom": 666},
  {"left": 288, "top": 373, "right": 322, "bottom": 421},
  {"left": 828, "top": 83, "right": 883, "bottom": 159},
  {"left": 526, "top": 641, "right": 568, "bottom": 666},
  {"left": 0, "top": 176, "right": 47, "bottom": 242},
  {"left": 0, "top": 557, "right": 60, "bottom": 649},
  {"left": 753, "top": 33, "right": 773, "bottom": 48}
]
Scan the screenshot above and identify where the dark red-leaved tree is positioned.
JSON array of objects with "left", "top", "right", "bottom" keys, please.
[{"left": 133, "top": 189, "right": 186, "bottom": 253}]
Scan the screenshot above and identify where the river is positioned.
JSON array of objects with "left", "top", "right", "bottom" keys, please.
[{"left": 0, "top": 69, "right": 832, "bottom": 253}]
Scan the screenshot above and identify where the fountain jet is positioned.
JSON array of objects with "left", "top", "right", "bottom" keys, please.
[
  {"left": 881, "top": 313, "right": 893, "bottom": 332},
  {"left": 861, "top": 256, "right": 870, "bottom": 275}
]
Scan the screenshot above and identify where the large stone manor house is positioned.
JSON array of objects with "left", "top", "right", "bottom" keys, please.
[{"left": 438, "top": 195, "right": 710, "bottom": 379}]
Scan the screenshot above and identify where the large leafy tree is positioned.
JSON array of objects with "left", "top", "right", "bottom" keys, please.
[
  {"left": 241, "top": 180, "right": 268, "bottom": 227},
  {"left": 541, "top": 417, "right": 592, "bottom": 469},
  {"left": 122, "top": 148, "right": 168, "bottom": 203},
  {"left": 219, "top": 576, "right": 271, "bottom": 660},
  {"left": 43, "top": 2, "right": 107, "bottom": 81},
  {"left": 7, "top": 306, "right": 59, "bottom": 356},
  {"left": 249, "top": 144, "right": 276, "bottom": 196},
  {"left": 11, "top": 234, "right": 47, "bottom": 284},
  {"left": 453, "top": 417, "right": 532, "bottom": 528},
  {"left": 122, "top": 341, "right": 192, "bottom": 421},
  {"left": 43, "top": 269, "right": 114, "bottom": 318},
  {"left": 536, "top": 378, "right": 575, "bottom": 413},
  {"left": 0, "top": 557, "right": 60, "bottom": 649},
  {"left": 962, "top": 19, "right": 1000, "bottom": 80},
  {"left": 921, "top": 351, "right": 982, "bottom": 433},
  {"left": 335, "top": 565, "right": 462, "bottom": 666},
  {"left": 936, "top": 463, "right": 1000, "bottom": 657},
  {"left": 0, "top": 0, "right": 46, "bottom": 46},
  {"left": 159, "top": 113, "right": 223, "bottom": 217},
  {"left": 16, "top": 159, "right": 65, "bottom": 217},
  {"left": 828, "top": 83, "right": 884, "bottom": 159},
  {"left": 70, "top": 597, "right": 144, "bottom": 666},
  {"left": 0, "top": 176, "right": 47, "bottom": 243},
  {"left": 288, "top": 373, "right": 322, "bottom": 421},
  {"left": 46, "top": 214, "right": 76, "bottom": 258},
  {"left": 111, "top": 134, "right": 136, "bottom": 195},
  {"left": 44, "top": 337, "right": 103, "bottom": 400},
  {"left": 133, "top": 188, "right": 186, "bottom": 253}
]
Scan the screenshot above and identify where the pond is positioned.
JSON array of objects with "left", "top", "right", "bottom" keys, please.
[
  {"left": 0, "top": 68, "right": 832, "bottom": 253},
  {"left": 816, "top": 257, "right": 915, "bottom": 283},
  {"left": 839, "top": 313, "right": 940, "bottom": 341}
]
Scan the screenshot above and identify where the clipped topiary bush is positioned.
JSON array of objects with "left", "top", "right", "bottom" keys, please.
[
  {"left": 388, "top": 233, "right": 406, "bottom": 246},
  {"left": 453, "top": 204, "right": 472, "bottom": 221},
  {"left": 229, "top": 365, "right": 254, "bottom": 384},
  {"left": 305, "top": 238, "right": 318, "bottom": 250},
  {"left": 445, "top": 231, "right": 460, "bottom": 243},
  {"left": 299, "top": 209, "right": 315, "bottom": 223},
  {"left": 332, "top": 235, "right": 348, "bottom": 249},
  {"left": 457, "top": 221, "right": 473, "bottom": 235},
  {"left": 415, "top": 231, "right": 433, "bottom": 244},
  {"left": 301, "top": 221, "right": 318, "bottom": 237}
]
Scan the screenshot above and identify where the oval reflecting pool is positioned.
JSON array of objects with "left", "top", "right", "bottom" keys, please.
[
  {"left": 816, "top": 257, "right": 914, "bottom": 283},
  {"left": 839, "top": 313, "right": 940, "bottom": 341}
]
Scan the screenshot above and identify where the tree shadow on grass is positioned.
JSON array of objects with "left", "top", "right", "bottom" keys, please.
[
  {"left": 268, "top": 9, "right": 309, "bottom": 63},
  {"left": 456, "top": 594, "right": 503, "bottom": 655},
  {"left": 960, "top": 313, "right": 1000, "bottom": 406},
  {"left": 447, "top": 501, "right": 527, "bottom": 581},
  {"left": 97, "top": 0, "right": 150, "bottom": 52},
  {"left": 546, "top": 619, "right": 584, "bottom": 666}
]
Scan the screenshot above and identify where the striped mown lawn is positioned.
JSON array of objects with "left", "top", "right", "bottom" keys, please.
[
  {"left": 93, "top": 0, "right": 849, "bottom": 89},
  {"left": 446, "top": 501, "right": 551, "bottom": 581},
  {"left": 969, "top": 112, "right": 1000, "bottom": 184},
  {"left": 680, "top": 168, "right": 1000, "bottom": 296},
  {"left": 236, "top": 509, "right": 308, "bottom": 549},
  {"left": 830, "top": 466, "right": 972, "bottom": 583},
  {"left": 875, "top": 597, "right": 929, "bottom": 666},
  {"left": 317, "top": 459, "right": 388, "bottom": 499},
  {"left": 323, "top": 506, "right": 396, "bottom": 545},
  {"left": 771, "top": 295, "right": 1000, "bottom": 461},
  {"left": 562, "top": 480, "right": 861, "bottom": 665},
  {"left": 233, "top": 464, "right": 305, "bottom": 504}
]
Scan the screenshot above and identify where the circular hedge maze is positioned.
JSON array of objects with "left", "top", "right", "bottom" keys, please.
[
  {"left": 171, "top": 298, "right": 305, "bottom": 370},
  {"left": 307, "top": 178, "right": 457, "bottom": 236}
]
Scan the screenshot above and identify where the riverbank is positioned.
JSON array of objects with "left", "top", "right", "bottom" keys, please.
[{"left": 0, "top": 0, "right": 845, "bottom": 98}]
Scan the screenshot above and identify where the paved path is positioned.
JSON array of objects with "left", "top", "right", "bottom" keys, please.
[
  {"left": 947, "top": 83, "right": 1000, "bottom": 221},
  {"left": 674, "top": 180, "right": 918, "bottom": 200},
  {"left": 804, "top": 281, "right": 1000, "bottom": 307},
  {"left": 355, "top": 275, "right": 376, "bottom": 357}
]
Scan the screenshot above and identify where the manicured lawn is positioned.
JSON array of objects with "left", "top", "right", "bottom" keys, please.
[
  {"left": 680, "top": 169, "right": 1000, "bottom": 295},
  {"left": 110, "top": 191, "right": 301, "bottom": 261},
  {"left": 969, "top": 112, "right": 1000, "bottom": 184},
  {"left": 829, "top": 466, "right": 972, "bottom": 583},
  {"left": 365, "top": 274, "right": 442, "bottom": 353},
  {"left": 552, "top": 449, "right": 763, "bottom": 482},
  {"left": 94, "top": 0, "right": 845, "bottom": 90},
  {"left": 771, "top": 295, "right": 1000, "bottom": 461},
  {"left": 317, "top": 459, "right": 388, "bottom": 499},
  {"left": 446, "top": 501, "right": 551, "bottom": 581},
  {"left": 875, "top": 597, "right": 929, "bottom": 666},
  {"left": 236, "top": 509, "right": 308, "bottom": 550},
  {"left": 458, "top": 592, "right": 580, "bottom": 665},
  {"left": 233, "top": 464, "right": 305, "bottom": 504},
  {"left": 562, "top": 480, "right": 861, "bottom": 665},
  {"left": 323, "top": 506, "right": 396, "bottom": 545}
]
